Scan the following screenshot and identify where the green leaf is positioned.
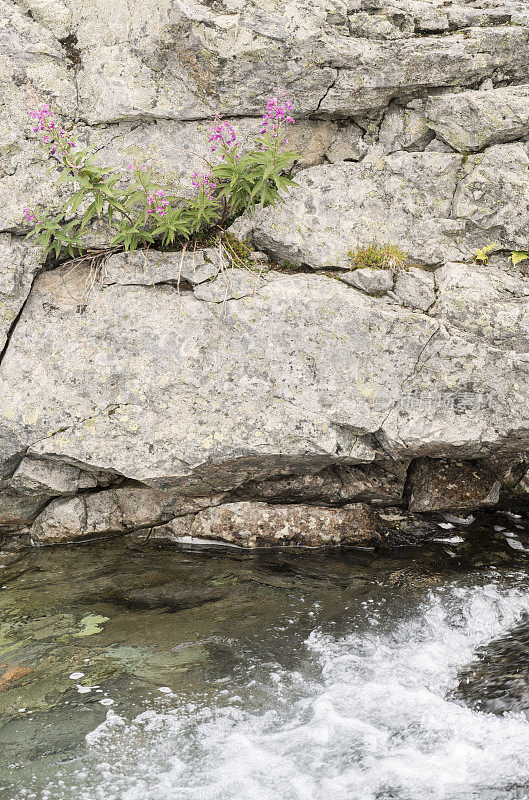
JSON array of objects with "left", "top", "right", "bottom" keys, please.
[
  {"left": 81, "top": 200, "right": 97, "bottom": 229},
  {"left": 94, "top": 192, "right": 104, "bottom": 215},
  {"left": 510, "top": 251, "right": 529, "bottom": 267},
  {"left": 110, "top": 232, "right": 126, "bottom": 246},
  {"left": 68, "top": 188, "right": 86, "bottom": 214},
  {"left": 58, "top": 167, "right": 72, "bottom": 186}
]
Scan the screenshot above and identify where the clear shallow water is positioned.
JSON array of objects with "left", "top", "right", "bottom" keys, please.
[{"left": 2, "top": 512, "right": 529, "bottom": 799}]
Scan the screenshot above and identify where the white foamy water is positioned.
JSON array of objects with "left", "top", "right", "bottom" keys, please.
[{"left": 32, "top": 576, "right": 529, "bottom": 800}]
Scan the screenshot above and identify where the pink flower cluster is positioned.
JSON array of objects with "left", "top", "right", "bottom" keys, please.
[
  {"left": 127, "top": 162, "right": 148, "bottom": 173},
  {"left": 208, "top": 118, "right": 238, "bottom": 156},
  {"left": 29, "top": 102, "right": 75, "bottom": 155},
  {"left": 192, "top": 171, "right": 217, "bottom": 198},
  {"left": 146, "top": 189, "right": 169, "bottom": 216},
  {"left": 23, "top": 205, "right": 42, "bottom": 225},
  {"left": 260, "top": 96, "right": 294, "bottom": 138}
]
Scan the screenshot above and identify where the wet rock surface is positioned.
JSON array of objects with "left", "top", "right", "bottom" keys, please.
[
  {"left": 407, "top": 458, "right": 501, "bottom": 513},
  {"left": 454, "top": 613, "right": 529, "bottom": 715}
]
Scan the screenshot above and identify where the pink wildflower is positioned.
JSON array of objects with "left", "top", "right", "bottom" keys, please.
[
  {"left": 29, "top": 102, "right": 76, "bottom": 156},
  {"left": 146, "top": 188, "right": 169, "bottom": 216},
  {"left": 128, "top": 162, "right": 148, "bottom": 173},
  {"left": 260, "top": 95, "right": 295, "bottom": 143},
  {"left": 23, "top": 206, "right": 37, "bottom": 223},
  {"left": 207, "top": 117, "right": 238, "bottom": 154},
  {"left": 22, "top": 205, "right": 43, "bottom": 225},
  {"left": 192, "top": 171, "right": 217, "bottom": 198}
]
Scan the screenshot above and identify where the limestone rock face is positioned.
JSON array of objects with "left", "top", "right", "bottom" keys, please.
[
  {"left": 235, "top": 463, "right": 409, "bottom": 507},
  {"left": 0, "top": 235, "right": 44, "bottom": 351},
  {"left": 392, "top": 267, "right": 436, "bottom": 312},
  {"left": 251, "top": 154, "right": 465, "bottom": 268},
  {"left": 431, "top": 261, "right": 529, "bottom": 352},
  {"left": 30, "top": 486, "right": 225, "bottom": 543},
  {"left": 340, "top": 268, "right": 394, "bottom": 296},
  {"left": 249, "top": 143, "right": 529, "bottom": 268},
  {"left": 426, "top": 86, "right": 529, "bottom": 152},
  {"left": 0, "top": 254, "right": 526, "bottom": 543},
  {"left": 2, "top": 0, "right": 529, "bottom": 545}
]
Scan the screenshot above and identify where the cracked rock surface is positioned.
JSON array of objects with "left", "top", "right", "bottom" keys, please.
[{"left": 2, "top": 0, "right": 529, "bottom": 546}]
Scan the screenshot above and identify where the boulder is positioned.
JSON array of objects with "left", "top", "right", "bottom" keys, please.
[
  {"left": 250, "top": 143, "right": 529, "bottom": 268},
  {"left": 432, "top": 261, "right": 529, "bottom": 352},
  {"left": 30, "top": 486, "right": 224, "bottom": 543},
  {"left": 104, "top": 248, "right": 221, "bottom": 288},
  {"left": 251, "top": 153, "right": 466, "bottom": 268},
  {"left": 318, "top": 27, "right": 529, "bottom": 116},
  {"left": 0, "top": 260, "right": 527, "bottom": 509},
  {"left": 407, "top": 458, "right": 501, "bottom": 512},
  {"left": 0, "top": 235, "right": 44, "bottom": 351},
  {"left": 235, "top": 462, "right": 408, "bottom": 507},
  {"left": 452, "top": 143, "right": 529, "bottom": 252},
  {"left": 2, "top": 0, "right": 529, "bottom": 546},
  {"left": 190, "top": 501, "right": 382, "bottom": 548},
  {"left": 379, "top": 102, "right": 433, "bottom": 154}
]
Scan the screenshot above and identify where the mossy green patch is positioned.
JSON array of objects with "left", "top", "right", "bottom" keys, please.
[{"left": 346, "top": 242, "right": 408, "bottom": 271}]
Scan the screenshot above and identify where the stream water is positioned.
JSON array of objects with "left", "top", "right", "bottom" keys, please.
[{"left": 2, "top": 511, "right": 529, "bottom": 799}]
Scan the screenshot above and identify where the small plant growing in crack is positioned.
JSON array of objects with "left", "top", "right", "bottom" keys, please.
[
  {"left": 23, "top": 96, "right": 300, "bottom": 259},
  {"left": 346, "top": 242, "right": 408, "bottom": 272},
  {"left": 474, "top": 242, "right": 500, "bottom": 263},
  {"left": 475, "top": 242, "right": 529, "bottom": 273}
]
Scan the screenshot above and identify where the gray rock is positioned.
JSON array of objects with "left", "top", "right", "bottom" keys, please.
[
  {"left": 0, "top": 261, "right": 528, "bottom": 505},
  {"left": 392, "top": 267, "right": 436, "bottom": 311},
  {"left": 251, "top": 143, "right": 529, "bottom": 269},
  {"left": 192, "top": 269, "right": 266, "bottom": 302},
  {"left": 426, "top": 86, "right": 529, "bottom": 152},
  {"left": 191, "top": 501, "right": 382, "bottom": 548},
  {"left": 341, "top": 268, "right": 394, "bottom": 295},
  {"left": 236, "top": 462, "right": 408, "bottom": 507},
  {"left": 251, "top": 153, "right": 466, "bottom": 268},
  {"left": 3, "top": 0, "right": 529, "bottom": 544},
  {"left": 0, "top": 235, "right": 44, "bottom": 351},
  {"left": 431, "top": 261, "right": 529, "bottom": 352},
  {"left": 452, "top": 144, "right": 529, "bottom": 252},
  {"left": 407, "top": 458, "right": 501, "bottom": 512},
  {"left": 104, "top": 248, "right": 220, "bottom": 288},
  {"left": 318, "top": 27, "right": 529, "bottom": 116},
  {"left": 30, "top": 486, "right": 224, "bottom": 544},
  {"left": 326, "top": 122, "right": 368, "bottom": 162},
  {"left": 379, "top": 103, "right": 433, "bottom": 154},
  {"left": 9, "top": 456, "right": 96, "bottom": 495}
]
